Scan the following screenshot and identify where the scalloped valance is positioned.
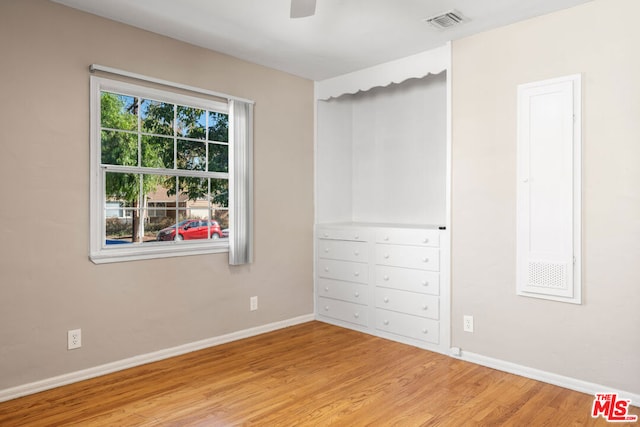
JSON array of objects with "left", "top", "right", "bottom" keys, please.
[{"left": 315, "top": 44, "right": 449, "bottom": 101}]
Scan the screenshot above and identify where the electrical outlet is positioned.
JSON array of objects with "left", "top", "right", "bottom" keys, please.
[
  {"left": 250, "top": 296, "right": 258, "bottom": 311},
  {"left": 68, "top": 329, "right": 81, "bottom": 350},
  {"left": 463, "top": 315, "right": 474, "bottom": 333}
]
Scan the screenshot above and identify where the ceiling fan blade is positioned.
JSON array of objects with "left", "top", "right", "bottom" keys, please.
[{"left": 290, "top": 0, "right": 316, "bottom": 18}]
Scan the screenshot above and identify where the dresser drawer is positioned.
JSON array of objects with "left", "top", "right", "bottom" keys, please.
[
  {"left": 317, "top": 259, "right": 368, "bottom": 284},
  {"left": 318, "top": 239, "right": 368, "bottom": 262},
  {"left": 375, "top": 288, "right": 439, "bottom": 320},
  {"left": 317, "top": 278, "right": 368, "bottom": 304},
  {"left": 375, "top": 245, "right": 440, "bottom": 271},
  {"left": 375, "top": 265, "right": 439, "bottom": 295},
  {"left": 318, "top": 297, "right": 368, "bottom": 326},
  {"left": 316, "top": 227, "right": 369, "bottom": 242},
  {"left": 375, "top": 309, "right": 439, "bottom": 344},
  {"left": 376, "top": 228, "right": 440, "bottom": 247}
]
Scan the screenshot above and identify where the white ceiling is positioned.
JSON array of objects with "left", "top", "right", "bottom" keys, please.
[{"left": 51, "top": 0, "right": 592, "bottom": 81}]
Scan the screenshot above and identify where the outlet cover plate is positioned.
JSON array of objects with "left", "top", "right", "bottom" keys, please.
[
  {"left": 463, "top": 315, "right": 474, "bottom": 333},
  {"left": 68, "top": 329, "right": 82, "bottom": 350}
]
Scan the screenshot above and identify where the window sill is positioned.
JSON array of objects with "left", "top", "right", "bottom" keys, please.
[{"left": 89, "top": 241, "right": 229, "bottom": 264}]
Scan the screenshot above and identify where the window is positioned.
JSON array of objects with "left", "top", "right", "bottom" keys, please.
[
  {"left": 90, "top": 75, "right": 252, "bottom": 264},
  {"left": 148, "top": 202, "right": 167, "bottom": 218}
]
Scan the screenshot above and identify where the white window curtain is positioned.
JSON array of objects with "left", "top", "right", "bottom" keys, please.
[{"left": 229, "top": 100, "right": 254, "bottom": 265}]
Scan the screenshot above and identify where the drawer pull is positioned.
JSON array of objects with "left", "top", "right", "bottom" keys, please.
[
  {"left": 422, "top": 257, "right": 429, "bottom": 263},
  {"left": 422, "top": 281, "right": 429, "bottom": 286},
  {"left": 383, "top": 297, "right": 389, "bottom": 303},
  {"left": 384, "top": 254, "right": 390, "bottom": 259},
  {"left": 324, "top": 306, "right": 329, "bottom": 311},
  {"left": 384, "top": 236, "right": 389, "bottom": 241},
  {"left": 354, "top": 250, "right": 359, "bottom": 256},
  {"left": 383, "top": 320, "right": 389, "bottom": 325},
  {"left": 422, "top": 329, "right": 429, "bottom": 334},
  {"left": 323, "top": 233, "right": 329, "bottom": 238},
  {"left": 354, "top": 271, "right": 360, "bottom": 277},
  {"left": 354, "top": 312, "right": 360, "bottom": 319},
  {"left": 422, "top": 305, "right": 428, "bottom": 310},
  {"left": 324, "top": 267, "right": 329, "bottom": 272},
  {"left": 383, "top": 275, "right": 390, "bottom": 281},
  {"left": 423, "top": 238, "right": 429, "bottom": 243},
  {"left": 354, "top": 292, "right": 360, "bottom": 298},
  {"left": 324, "top": 287, "right": 329, "bottom": 292},
  {"left": 354, "top": 234, "right": 359, "bottom": 239},
  {"left": 324, "top": 248, "right": 329, "bottom": 253}
]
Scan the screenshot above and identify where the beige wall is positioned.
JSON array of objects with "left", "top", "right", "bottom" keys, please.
[
  {"left": 0, "top": 0, "right": 314, "bottom": 389},
  {"left": 452, "top": 0, "right": 640, "bottom": 394}
]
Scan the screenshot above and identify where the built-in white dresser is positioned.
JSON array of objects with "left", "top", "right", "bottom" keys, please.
[
  {"left": 316, "top": 226, "right": 371, "bottom": 331},
  {"left": 316, "top": 223, "right": 449, "bottom": 353},
  {"left": 374, "top": 227, "right": 441, "bottom": 346}
]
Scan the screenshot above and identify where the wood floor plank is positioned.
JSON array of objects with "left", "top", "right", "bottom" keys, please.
[{"left": 0, "top": 321, "right": 637, "bottom": 426}]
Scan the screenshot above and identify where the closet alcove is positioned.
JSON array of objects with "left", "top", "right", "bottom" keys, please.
[{"left": 313, "top": 44, "right": 452, "bottom": 354}]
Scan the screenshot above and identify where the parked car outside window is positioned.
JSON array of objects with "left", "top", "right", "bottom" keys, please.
[{"left": 156, "top": 219, "right": 223, "bottom": 241}]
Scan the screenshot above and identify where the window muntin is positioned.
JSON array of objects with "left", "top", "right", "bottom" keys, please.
[{"left": 90, "top": 77, "right": 231, "bottom": 262}]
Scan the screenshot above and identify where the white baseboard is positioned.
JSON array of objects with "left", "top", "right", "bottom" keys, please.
[
  {"left": 0, "top": 314, "right": 315, "bottom": 403},
  {"left": 454, "top": 349, "right": 640, "bottom": 408}
]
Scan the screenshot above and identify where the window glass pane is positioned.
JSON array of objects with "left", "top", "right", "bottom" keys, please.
[
  {"left": 104, "top": 172, "right": 146, "bottom": 243},
  {"left": 175, "top": 177, "right": 209, "bottom": 240},
  {"left": 176, "top": 177, "right": 195, "bottom": 227},
  {"left": 101, "top": 92, "right": 137, "bottom": 131},
  {"left": 141, "top": 135, "right": 173, "bottom": 169},
  {"left": 143, "top": 174, "right": 176, "bottom": 242},
  {"left": 177, "top": 176, "right": 208, "bottom": 205},
  {"left": 177, "top": 140, "right": 206, "bottom": 171},
  {"left": 145, "top": 175, "right": 176, "bottom": 205},
  {"left": 210, "top": 177, "right": 229, "bottom": 238},
  {"left": 149, "top": 175, "right": 179, "bottom": 221},
  {"left": 207, "top": 112, "right": 229, "bottom": 142},
  {"left": 212, "top": 207, "right": 229, "bottom": 236},
  {"left": 105, "top": 216, "right": 134, "bottom": 245},
  {"left": 101, "top": 130, "right": 138, "bottom": 166},
  {"left": 141, "top": 99, "right": 174, "bottom": 136},
  {"left": 210, "top": 178, "right": 229, "bottom": 208},
  {"left": 104, "top": 198, "right": 135, "bottom": 246},
  {"left": 105, "top": 172, "right": 140, "bottom": 204},
  {"left": 207, "top": 143, "right": 229, "bottom": 172},
  {"left": 177, "top": 106, "right": 206, "bottom": 139},
  {"left": 104, "top": 189, "right": 137, "bottom": 246}
]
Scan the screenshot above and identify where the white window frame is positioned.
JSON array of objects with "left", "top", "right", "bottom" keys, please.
[{"left": 89, "top": 76, "right": 232, "bottom": 264}]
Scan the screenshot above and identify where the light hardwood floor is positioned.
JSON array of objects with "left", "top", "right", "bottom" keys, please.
[{"left": 0, "top": 321, "right": 636, "bottom": 426}]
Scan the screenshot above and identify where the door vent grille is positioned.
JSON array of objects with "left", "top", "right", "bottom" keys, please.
[
  {"left": 528, "top": 261, "right": 568, "bottom": 290},
  {"left": 425, "top": 10, "right": 467, "bottom": 29}
]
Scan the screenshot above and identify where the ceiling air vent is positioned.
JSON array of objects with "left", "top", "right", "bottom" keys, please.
[{"left": 425, "top": 10, "right": 467, "bottom": 29}]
